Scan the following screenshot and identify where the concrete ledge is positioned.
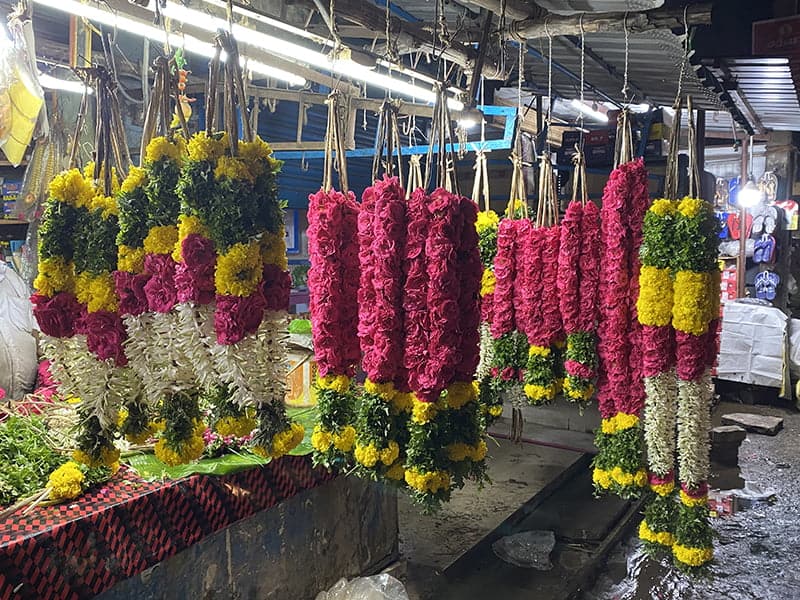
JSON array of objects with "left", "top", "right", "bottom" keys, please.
[
  {"left": 98, "top": 477, "right": 398, "bottom": 600},
  {"left": 502, "top": 399, "right": 602, "bottom": 433}
]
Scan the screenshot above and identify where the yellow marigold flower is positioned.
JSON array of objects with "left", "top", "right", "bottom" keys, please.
[
  {"left": 125, "top": 427, "right": 155, "bottom": 446},
  {"left": 639, "top": 520, "right": 675, "bottom": 547},
  {"left": 155, "top": 434, "right": 205, "bottom": 466},
  {"left": 49, "top": 168, "right": 94, "bottom": 207},
  {"left": 151, "top": 420, "right": 166, "bottom": 433},
  {"left": 679, "top": 489, "right": 708, "bottom": 508},
  {"left": 380, "top": 441, "right": 400, "bottom": 466},
  {"left": 117, "top": 409, "right": 128, "bottom": 429},
  {"left": 215, "top": 241, "right": 263, "bottom": 297},
  {"left": 651, "top": 481, "right": 675, "bottom": 497},
  {"left": 677, "top": 197, "right": 706, "bottom": 219},
  {"left": 592, "top": 467, "right": 612, "bottom": 489},
  {"left": 173, "top": 214, "right": 210, "bottom": 262},
  {"left": 708, "top": 270, "right": 722, "bottom": 322},
  {"left": 91, "top": 195, "right": 119, "bottom": 219},
  {"left": 239, "top": 137, "right": 274, "bottom": 177},
  {"left": 672, "top": 544, "right": 713, "bottom": 568},
  {"left": 392, "top": 392, "right": 414, "bottom": 414},
  {"left": 34, "top": 257, "right": 75, "bottom": 297},
  {"left": 214, "top": 415, "right": 257, "bottom": 438},
  {"left": 73, "top": 445, "right": 120, "bottom": 468},
  {"left": 215, "top": 156, "right": 254, "bottom": 182},
  {"left": 601, "top": 412, "right": 639, "bottom": 435},
  {"left": 524, "top": 383, "right": 556, "bottom": 402},
  {"left": 446, "top": 381, "right": 477, "bottom": 409},
  {"left": 260, "top": 231, "right": 288, "bottom": 271},
  {"left": 633, "top": 469, "right": 648, "bottom": 488},
  {"left": 121, "top": 166, "right": 146, "bottom": 193},
  {"left": 637, "top": 266, "right": 674, "bottom": 327},
  {"left": 511, "top": 199, "right": 525, "bottom": 213},
  {"left": 118, "top": 245, "right": 146, "bottom": 273},
  {"left": 365, "top": 379, "right": 397, "bottom": 400},
  {"left": 83, "top": 163, "right": 120, "bottom": 197},
  {"left": 75, "top": 272, "right": 116, "bottom": 313},
  {"left": 270, "top": 422, "right": 305, "bottom": 458},
  {"left": 354, "top": 443, "right": 380, "bottom": 468},
  {"left": 470, "top": 440, "right": 488, "bottom": 461},
  {"left": 251, "top": 445, "right": 270, "bottom": 458},
  {"left": 318, "top": 374, "right": 351, "bottom": 394},
  {"left": 564, "top": 378, "right": 594, "bottom": 402},
  {"left": 385, "top": 461, "right": 405, "bottom": 481},
  {"left": 649, "top": 198, "right": 676, "bottom": 217},
  {"left": 475, "top": 209, "right": 499, "bottom": 232},
  {"left": 404, "top": 469, "right": 451, "bottom": 494},
  {"left": 528, "top": 345, "right": 551, "bottom": 358},
  {"left": 412, "top": 397, "right": 438, "bottom": 424},
  {"left": 187, "top": 131, "right": 228, "bottom": 163},
  {"left": 311, "top": 425, "right": 333, "bottom": 453},
  {"left": 333, "top": 426, "right": 356, "bottom": 452},
  {"left": 672, "top": 271, "right": 713, "bottom": 336},
  {"left": 488, "top": 405, "right": 503, "bottom": 417},
  {"left": 145, "top": 136, "right": 186, "bottom": 164},
  {"left": 48, "top": 461, "right": 85, "bottom": 501},
  {"left": 480, "top": 268, "right": 496, "bottom": 297},
  {"left": 143, "top": 225, "right": 179, "bottom": 256},
  {"left": 446, "top": 443, "right": 470, "bottom": 462}
]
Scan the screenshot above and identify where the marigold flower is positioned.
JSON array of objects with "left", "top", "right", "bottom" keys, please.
[
  {"left": 318, "top": 374, "right": 351, "bottom": 394},
  {"left": 118, "top": 245, "right": 146, "bottom": 273},
  {"left": 48, "top": 461, "right": 85, "bottom": 501},
  {"left": 143, "top": 225, "right": 179, "bottom": 256},
  {"left": 672, "top": 543, "right": 713, "bottom": 567},
  {"left": 34, "top": 257, "right": 75, "bottom": 297},
  {"left": 215, "top": 241, "right": 263, "bottom": 297}
]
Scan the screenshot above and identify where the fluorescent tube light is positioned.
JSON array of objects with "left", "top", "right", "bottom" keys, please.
[
  {"left": 571, "top": 99, "right": 609, "bottom": 123},
  {"left": 38, "top": 72, "right": 93, "bottom": 94},
  {"left": 30, "top": 0, "right": 306, "bottom": 85}
]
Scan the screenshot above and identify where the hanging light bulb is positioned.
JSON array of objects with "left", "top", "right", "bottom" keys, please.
[{"left": 737, "top": 178, "right": 763, "bottom": 208}]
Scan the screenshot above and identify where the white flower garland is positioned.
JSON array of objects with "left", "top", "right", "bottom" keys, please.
[
  {"left": 173, "top": 302, "right": 218, "bottom": 391},
  {"left": 643, "top": 369, "right": 677, "bottom": 477},
  {"left": 676, "top": 376, "right": 712, "bottom": 487},
  {"left": 477, "top": 322, "right": 494, "bottom": 379}
]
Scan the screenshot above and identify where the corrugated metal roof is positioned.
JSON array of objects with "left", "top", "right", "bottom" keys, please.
[
  {"left": 708, "top": 57, "right": 800, "bottom": 132},
  {"left": 532, "top": 0, "right": 664, "bottom": 15}
]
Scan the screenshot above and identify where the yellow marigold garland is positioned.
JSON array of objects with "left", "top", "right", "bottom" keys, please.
[
  {"left": 47, "top": 461, "right": 85, "bottom": 501},
  {"left": 143, "top": 225, "right": 179, "bottom": 256},
  {"left": 215, "top": 241, "right": 263, "bottom": 297}
]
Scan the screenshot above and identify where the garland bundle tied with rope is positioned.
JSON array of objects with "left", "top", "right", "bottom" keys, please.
[
  {"left": 592, "top": 109, "right": 649, "bottom": 499},
  {"left": 557, "top": 147, "right": 601, "bottom": 405},
  {"left": 309, "top": 92, "right": 360, "bottom": 468},
  {"left": 34, "top": 66, "right": 135, "bottom": 469}
]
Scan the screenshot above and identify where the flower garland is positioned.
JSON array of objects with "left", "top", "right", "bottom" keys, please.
[
  {"left": 637, "top": 198, "right": 679, "bottom": 552},
  {"left": 354, "top": 176, "right": 410, "bottom": 481},
  {"left": 308, "top": 186, "right": 360, "bottom": 467},
  {"left": 671, "top": 196, "right": 720, "bottom": 569},
  {"left": 558, "top": 201, "right": 601, "bottom": 404},
  {"left": 593, "top": 158, "right": 649, "bottom": 498}
]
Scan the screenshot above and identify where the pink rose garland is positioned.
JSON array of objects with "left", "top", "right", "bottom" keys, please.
[
  {"left": 454, "top": 197, "right": 482, "bottom": 382},
  {"left": 403, "top": 189, "right": 431, "bottom": 397},
  {"left": 490, "top": 219, "right": 518, "bottom": 339}
]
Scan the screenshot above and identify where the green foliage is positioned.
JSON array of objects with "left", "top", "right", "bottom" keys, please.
[
  {"left": 524, "top": 351, "right": 557, "bottom": 388},
  {"left": 291, "top": 265, "right": 310, "bottom": 288},
  {"left": 676, "top": 503, "right": 714, "bottom": 549},
  {"left": 145, "top": 158, "right": 182, "bottom": 228},
  {"left": 566, "top": 332, "right": 597, "bottom": 369},
  {"left": 592, "top": 426, "right": 645, "bottom": 500},
  {"left": 317, "top": 388, "right": 356, "bottom": 433},
  {"left": 75, "top": 406, "right": 117, "bottom": 461},
  {"left": 644, "top": 491, "right": 679, "bottom": 534},
  {"left": 38, "top": 200, "right": 77, "bottom": 261},
  {"left": 252, "top": 402, "right": 291, "bottom": 449},
  {"left": 477, "top": 375, "right": 503, "bottom": 429},
  {"left": 120, "top": 399, "right": 151, "bottom": 440},
  {"left": 288, "top": 319, "right": 312, "bottom": 334},
  {"left": 0, "top": 417, "right": 65, "bottom": 506},
  {"left": 478, "top": 225, "right": 498, "bottom": 269},
  {"left": 117, "top": 186, "right": 149, "bottom": 247},
  {"left": 158, "top": 392, "right": 202, "bottom": 448},
  {"left": 355, "top": 392, "right": 398, "bottom": 447},
  {"left": 672, "top": 209, "right": 721, "bottom": 273},
  {"left": 72, "top": 209, "right": 119, "bottom": 274},
  {"left": 641, "top": 210, "right": 676, "bottom": 270},
  {"left": 491, "top": 331, "right": 529, "bottom": 375}
]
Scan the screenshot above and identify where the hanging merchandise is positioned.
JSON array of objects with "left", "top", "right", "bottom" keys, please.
[
  {"left": 592, "top": 109, "right": 649, "bottom": 498},
  {"left": 556, "top": 22, "right": 601, "bottom": 406},
  {"left": 174, "top": 32, "right": 302, "bottom": 461},
  {"left": 33, "top": 67, "right": 133, "bottom": 469},
  {"left": 356, "top": 101, "right": 410, "bottom": 483},
  {"left": 309, "top": 92, "right": 360, "bottom": 468},
  {"left": 401, "top": 86, "right": 487, "bottom": 509}
]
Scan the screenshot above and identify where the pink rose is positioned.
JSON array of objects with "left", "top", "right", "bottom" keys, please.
[
  {"left": 261, "top": 263, "right": 291, "bottom": 312},
  {"left": 564, "top": 359, "right": 596, "bottom": 380},
  {"left": 175, "top": 261, "right": 215, "bottom": 304},
  {"left": 32, "top": 292, "right": 83, "bottom": 338},
  {"left": 84, "top": 310, "right": 128, "bottom": 366},
  {"left": 114, "top": 270, "right": 150, "bottom": 316},
  {"left": 501, "top": 367, "right": 515, "bottom": 381},
  {"left": 181, "top": 234, "right": 216, "bottom": 269}
]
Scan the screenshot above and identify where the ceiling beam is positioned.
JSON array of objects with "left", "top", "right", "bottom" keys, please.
[
  {"left": 456, "top": 0, "right": 539, "bottom": 21},
  {"left": 506, "top": 3, "right": 713, "bottom": 40}
]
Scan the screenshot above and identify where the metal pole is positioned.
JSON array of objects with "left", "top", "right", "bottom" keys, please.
[
  {"left": 738, "top": 136, "right": 749, "bottom": 299},
  {"left": 696, "top": 108, "right": 706, "bottom": 198}
]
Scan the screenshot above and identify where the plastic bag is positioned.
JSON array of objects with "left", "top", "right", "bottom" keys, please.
[
  {"left": 0, "top": 319, "right": 37, "bottom": 399},
  {"left": 492, "top": 530, "right": 556, "bottom": 570},
  {"left": 315, "top": 575, "right": 410, "bottom": 600}
]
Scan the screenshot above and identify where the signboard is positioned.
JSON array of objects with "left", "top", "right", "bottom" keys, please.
[{"left": 753, "top": 16, "right": 800, "bottom": 55}]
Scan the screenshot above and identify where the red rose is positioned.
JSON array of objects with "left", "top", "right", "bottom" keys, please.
[
  {"left": 261, "top": 263, "right": 291, "bottom": 312},
  {"left": 214, "top": 292, "right": 266, "bottom": 345},
  {"left": 32, "top": 292, "right": 83, "bottom": 338},
  {"left": 175, "top": 261, "right": 215, "bottom": 305},
  {"left": 181, "top": 234, "right": 217, "bottom": 270},
  {"left": 501, "top": 366, "right": 515, "bottom": 381},
  {"left": 114, "top": 270, "right": 150, "bottom": 316},
  {"left": 84, "top": 310, "right": 128, "bottom": 366},
  {"left": 144, "top": 254, "right": 177, "bottom": 313}
]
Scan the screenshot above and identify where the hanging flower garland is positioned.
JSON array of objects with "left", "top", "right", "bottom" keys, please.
[
  {"left": 636, "top": 199, "right": 679, "bottom": 552},
  {"left": 308, "top": 186, "right": 360, "bottom": 468},
  {"left": 558, "top": 201, "right": 601, "bottom": 404},
  {"left": 593, "top": 158, "right": 649, "bottom": 498},
  {"left": 356, "top": 176, "right": 411, "bottom": 482},
  {"left": 475, "top": 209, "right": 503, "bottom": 427},
  {"left": 671, "top": 196, "right": 720, "bottom": 569},
  {"left": 489, "top": 219, "right": 529, "bottom": 388},
  {"left": 404, "top": 189, "right": 486, "bottom": 509}
]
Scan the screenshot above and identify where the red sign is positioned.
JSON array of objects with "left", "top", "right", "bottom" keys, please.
[{"left": 753, "top": 16, "right": 800, "bottom": 55}]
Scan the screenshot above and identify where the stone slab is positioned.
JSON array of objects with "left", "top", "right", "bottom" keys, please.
[
  {"left": 721, "top": 412, "right": 784, "bottom": 436},
  {"left": 712, "top": 425, "right": 748, "bottom": 444},
  {"left": 97, "top": 477, "right": 398, "bottom": 600}
]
